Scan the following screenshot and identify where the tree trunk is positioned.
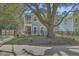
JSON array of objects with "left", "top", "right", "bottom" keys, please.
[
  {"left": 47, "top": 26, "right": 55, "bottom": 39},
  {"left": 47, "top": 3, "right": 59, "bottom": 39},
  {"left": 47, "top": 15, "right": 55, "bottom": 39},
  {"left": 0, "top": 29, "right": 2, "bottom": 35}
]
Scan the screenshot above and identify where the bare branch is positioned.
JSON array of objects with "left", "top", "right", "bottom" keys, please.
[
  {"left": 26, "top": 4, "right": 49, "bottom": 27},
  {"left": 54, "top": 4, "right": 79, "bottom": 27}
]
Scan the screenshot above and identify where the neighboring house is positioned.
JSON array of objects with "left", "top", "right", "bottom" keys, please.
[
  {"left": 22, "top": 13, "right": 48, "bottom": 36},
  {"left": 73, "top": 10, "right": 79, "bottom": 33}
]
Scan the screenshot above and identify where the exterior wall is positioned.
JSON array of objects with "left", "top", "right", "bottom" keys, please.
[
  {"left": 31, "top": 15, "right": 47, "bottom": 36},
  {"left": 23, "top": 13, "right": 32, "bottom": 35},
  {"left": 73, "top": 11, "right": 79, "bottom": 33},
  {"left": 73, "top": 17, "right": 79, "bottom": 33}
]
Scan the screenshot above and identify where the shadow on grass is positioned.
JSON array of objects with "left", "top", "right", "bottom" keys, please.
[{"left": 5, "top": 36, "right": 79, "bottom": 47}]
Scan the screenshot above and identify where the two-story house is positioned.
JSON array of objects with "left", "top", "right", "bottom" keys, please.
[{"left": 22, "top": 13, "right": 48, "bottom": 36}]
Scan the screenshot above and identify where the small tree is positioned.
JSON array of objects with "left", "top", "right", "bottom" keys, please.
[{"left": 0, "top": 3, "right": 24, "bottom": 32}]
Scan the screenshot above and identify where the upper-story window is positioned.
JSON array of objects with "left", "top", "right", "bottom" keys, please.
[
  {"left": 25, "top": 15, "right": 31, "bottom": 24},
  {"left": 75, "top": 19, "right": 77, "bottom": 23},
  {"left": 34, "top": 17, "right": 37, "bottom": 21}
]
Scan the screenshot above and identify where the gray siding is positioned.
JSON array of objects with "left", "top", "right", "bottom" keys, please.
[{"left": 31, "top": 15, "right": 48, "bottom": 36}]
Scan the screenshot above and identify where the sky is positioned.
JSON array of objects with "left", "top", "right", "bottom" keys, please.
[{"left": 58, "top": 6, "right": 73, "bottom": 31}]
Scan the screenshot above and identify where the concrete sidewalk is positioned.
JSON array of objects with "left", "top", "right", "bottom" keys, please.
[
  {"left": 0, "top": 45, "right": 79, "bottom": 56},
  {"left": 0, "top": 36, "right": 14, "bottom": 46}
]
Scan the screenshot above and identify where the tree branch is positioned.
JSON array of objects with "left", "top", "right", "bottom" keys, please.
[
  {"left": 54, "top": 4, "right": 78, "bottom": 27},
  {"left": 26, "top": 4, "right": 49, "bottom": 27}
]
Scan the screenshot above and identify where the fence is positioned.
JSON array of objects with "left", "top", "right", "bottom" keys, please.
[{"left": 1, "top": 29, "right": 16, "bottom": 36}]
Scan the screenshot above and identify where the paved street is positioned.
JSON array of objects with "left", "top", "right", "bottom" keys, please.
[{"left": 0, "top": 45, "right": 79, "bottom": 56}]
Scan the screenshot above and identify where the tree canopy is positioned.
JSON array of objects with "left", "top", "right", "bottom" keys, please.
[
  {"left": 0, "top": 3, "right": 24, "bottom": 29},
  {"left": 24, "top": 3, "right": 79, "bottom": 38}
]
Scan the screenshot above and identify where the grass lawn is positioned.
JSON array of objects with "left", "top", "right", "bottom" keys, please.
[
  {"left": 5, "top": 36, "right": 29, "bottom": 44},
  {"left": 6, "top": 34, "right": 79, "bottom": 45},
  {"left": 6, "top": 36, "right": 47, "bottom": 44},
  {"left": 55, "top": 34, "right": 79, "bottom": 41},
  {"left": 0, "top": 35, "right": 9, "bottom": 41}
]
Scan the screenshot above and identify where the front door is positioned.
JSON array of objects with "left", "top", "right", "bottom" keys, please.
[{"left": 25, "top": 26, "right": 31, "bottom": 35}]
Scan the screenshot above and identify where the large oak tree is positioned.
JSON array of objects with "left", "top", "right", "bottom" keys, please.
[{"left": 24, "top": 3, "right": 79, "bottom": 39}]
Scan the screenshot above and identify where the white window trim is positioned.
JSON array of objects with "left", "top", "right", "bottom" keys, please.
[
  {"left": 33, "top": 26, "right": 38, "bottom": 35},
  {"left": 40, "top": 26, "right": 44, "bottom": 35}
]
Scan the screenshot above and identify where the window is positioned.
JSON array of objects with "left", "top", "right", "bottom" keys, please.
[
  {"left": 41, "top": 27, "right": 44, "bottom": 36},
  {"left": 75, "top": 19, "right": 77, "bottom": 23},
  {"left": 34, "top": 27, "right": 37, "bottom": 34},
  {"left": 34, "top": 17, "right": 37, "bottom": 21},
  {"left": 74, "top": 13, "right": 78, "bottom": 16},
  {"left": 25, "top": 15, "right": 31, "bottom": 24},
  {"left": 75, "top": 29, "right": 78, "bottom": 34},
  {"left": 25, "top": 26, "right": 31, "bottom": 35}
]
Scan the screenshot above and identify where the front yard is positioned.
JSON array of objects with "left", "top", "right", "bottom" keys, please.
[
  {"left": 55, "top": 34, "right": 79, "bottom": 41},
  {"left": 6, "top": 36, "right": 49, "bottom": 45},
  {"left": 0, "top": 35, "right": 10, "bottom": 41},
  {"left": 5, "top": 34, "right": 79, "bottom": 46}
]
